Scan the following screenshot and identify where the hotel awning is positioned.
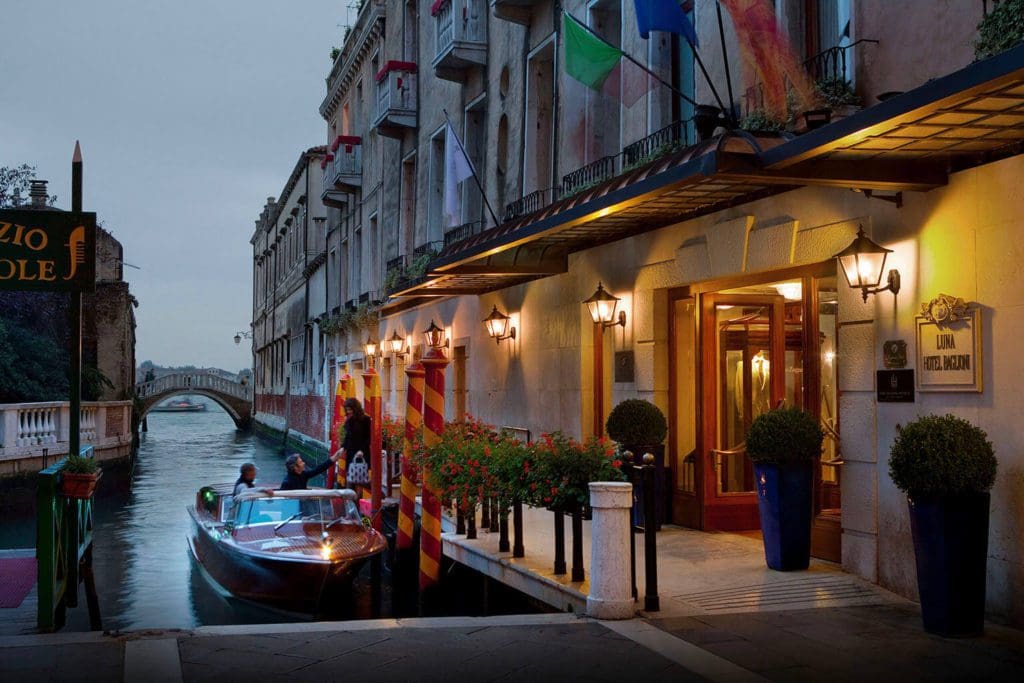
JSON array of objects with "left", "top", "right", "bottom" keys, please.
[{"left": 383, "top": 44, "right": 1024, "bottom": 309}]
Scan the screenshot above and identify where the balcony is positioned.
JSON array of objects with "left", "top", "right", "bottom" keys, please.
[
  {"left": 490, "top": 0, "right": 543, "bottom": 26},
  {"left": 328, "top": 136, "right": 362, "bottom": 194},
  {"left": 320, "top": 154, "right": 347, "bottom": 208},
  {"left": 432, "top": 0, "right": 487, "bottom": 83},
  {"left": 374, "top": 61, "right": 417, "bottom": 138}
]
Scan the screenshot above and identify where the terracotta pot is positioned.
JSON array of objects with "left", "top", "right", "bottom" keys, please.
[{"left": 61, "top": 469, "right": 102, "bottom": 499}]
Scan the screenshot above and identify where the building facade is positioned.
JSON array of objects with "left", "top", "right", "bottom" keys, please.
[
  {"left": 250, "top": 147, "right": 330, "bottom": 454},
  {"left": 252, "top": 1, "right": 1023, "bottom": 625}
]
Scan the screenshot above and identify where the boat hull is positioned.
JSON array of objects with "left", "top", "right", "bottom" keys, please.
[{"left": 187, "top": 509, "right": 373, "bottom": 612}]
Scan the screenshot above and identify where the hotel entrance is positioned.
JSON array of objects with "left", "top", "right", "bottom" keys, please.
[{"left": 669, "top": 262, "right": 842, "bottom": 561}]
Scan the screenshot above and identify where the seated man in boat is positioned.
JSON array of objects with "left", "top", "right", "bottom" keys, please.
[
  {"left": 233, "top": 463, "right": 275, "bottom": 497},
  {"left": 280, "top": 451, "right": 343, "bottom": 491}
]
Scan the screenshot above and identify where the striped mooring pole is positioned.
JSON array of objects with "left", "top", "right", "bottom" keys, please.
[
  {"left": 362, "top": 364, "right": 383, "bottom": 532},
  {"left": 419, "top": 346, "right": 449, "bottom": 591},
  {"left": 397, "top": 363, "right": 425, "bottom": 550}
]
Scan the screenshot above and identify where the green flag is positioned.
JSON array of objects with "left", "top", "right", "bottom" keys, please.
[{"left": 563, "top": 13, "right": 623, "bottom": 90}]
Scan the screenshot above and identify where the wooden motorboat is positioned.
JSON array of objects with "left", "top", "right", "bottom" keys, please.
[{"left": 187, "top": 486, "right": 386, "bottom": 612}]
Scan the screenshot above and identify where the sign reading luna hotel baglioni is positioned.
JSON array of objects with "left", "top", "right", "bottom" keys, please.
[
  {"left": 916, "top": 293, "right": 982, "bottom": 392},
  {"left": 0, "top": 209, "right": 96, "bottom": 292}
]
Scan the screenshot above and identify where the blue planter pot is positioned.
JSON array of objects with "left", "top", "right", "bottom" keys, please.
[
  {"left": 908, "top": 493, "right": 990, "bottom": 637},
  {"left": 754, "top": 462, "right": 813, "bottom": 571}
]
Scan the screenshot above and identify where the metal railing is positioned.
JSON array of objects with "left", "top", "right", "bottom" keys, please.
[
  {"left": 435, "top": 1, "right": 454, "bottom": 55},
  {"left": 376, "top": 69, "right": 417, "bottom": 122},
  {"left": 503, "top": 186, "right": 560, "bottom": 222},
  {"left": 804, "top": 39, "right": 879, "bottom": 83},
  {"left": 413, "top": 241, "right": 442, "bottom": 258},
  {"left": 385, "top": 255, "right": 407, "bottom": 273},
  {"left": 622, "top": 118, "right": 694, "bottom": 169},
  {"left": 443, "top": 220, "right": 480, "bottom": 248},
  {"left": 562, "top": 155, "right": 618, "bottom": 197}
]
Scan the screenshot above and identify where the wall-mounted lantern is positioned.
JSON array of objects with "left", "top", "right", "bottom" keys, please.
[
  {"left": 363, "top": 335, "right": 379, "bottom": 360},
  {"left": 388, "top": 329, "right": 408, "bottom": 357},
  {"left": 583, "top": 282, "right": 627, "bottom": 329},
  {"left": 424, "top": 320, "right": 448, "bottom": 350},
  {"left": 833, "top": 226, "right": 901, "bottom": 302},
  {"left": 234, "top": 330, "right": 252, "bottom": 345},
  {"left": 482, "top": 305, "right": 516, "bottom": 344}
]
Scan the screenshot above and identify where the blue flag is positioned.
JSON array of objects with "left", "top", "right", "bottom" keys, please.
[{"left": 634, "top": 0, "right": 698, "bottom": 45}]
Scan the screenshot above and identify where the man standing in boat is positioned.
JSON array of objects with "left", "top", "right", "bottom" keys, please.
[{"left": 280, "top": 451, "right": 343, "bottom": 490}]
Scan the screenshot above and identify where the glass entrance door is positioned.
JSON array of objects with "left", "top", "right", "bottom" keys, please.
[{"left": 699, "top": 293, "right": 788, "bottom": 530}]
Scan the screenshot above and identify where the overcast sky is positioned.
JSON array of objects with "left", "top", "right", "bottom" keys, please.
[{"left": 1, "top": 1, "right": 351, "bottom": 372}]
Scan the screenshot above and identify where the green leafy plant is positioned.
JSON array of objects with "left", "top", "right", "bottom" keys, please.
[
  {"left": 63, "top": 453, "right": 98, "bottom": 475},
  {"left": 330, "top": 46, "right": 340, "bottom": 62},
  {"left": 605, "top": 399, "right": 668, "bottom": 446},
  {"left": 352, "top": 304, "right": 379, "bottom": 332},
  {"left": 975, "top": 0, "right": 1024, "bottom": 61},
  {"left": 526, "top": 432, "right": 625, "bottom": 510},
  {"left": 889, "top": 414, "right": 997, "bottom": 498},
  {"left": 740, "top": 109, "right": 787, "bottom": 133},
  {"left": 815, "top": 77, "right": 861, "bottom": 108},
  {"left": 746, "top": 406, "right": 823, "bottom": 465},
  {"left": 406, "top": 252, "right": 434, "bottom": 281}
]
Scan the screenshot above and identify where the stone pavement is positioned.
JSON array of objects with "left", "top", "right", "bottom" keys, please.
[{"left": 2, "top": 608, "right": 1023, "bottom": 683}]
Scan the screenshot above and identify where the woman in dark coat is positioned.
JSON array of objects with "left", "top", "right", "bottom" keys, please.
[{"left": 338, "top": 397, "right": 372, "bottom": 494}]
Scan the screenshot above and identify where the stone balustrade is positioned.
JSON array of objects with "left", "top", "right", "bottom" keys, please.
[{"left": 0, "top": 400, "right": 134, "bottom": 475}]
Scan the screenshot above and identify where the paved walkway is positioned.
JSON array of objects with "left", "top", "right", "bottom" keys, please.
[{"left": 2, "top": 608, "right": 1022, "bottom": 683}]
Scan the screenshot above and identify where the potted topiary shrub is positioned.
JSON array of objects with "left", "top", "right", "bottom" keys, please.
[
  {"left": 889, "top": 414, "right": 997, "bottom": 637},
  {"left": 61, "top": 453, "right": 102, "bottom": 499},
  {"left": 606, "top": 399, "right": 668, "bottom": 526},
  {"left": 746, "top": 406, "right": 823, "bottom": 571}
]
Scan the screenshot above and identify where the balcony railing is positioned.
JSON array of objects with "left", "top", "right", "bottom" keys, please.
[
  {"left": 804, "top": 39, "right": 879, "bottom": 83},
  {"left": 443, "top": 220, "right": 481, "bottom": 248},
  {"left": 562, "top": 155, "right": 618, "bottom": 198},
  {"left": 622, "top": 118, "right": 694, "bottom": 169},
  {"left": 501, "top": 119, "right": 696, "bottom": 224},
  {"left": 374, "top": 61, "right": 418, "bottom": 136},
  {"left": 329, "top": 136, "right": 362, "bottom": 193},
  {"left": 320, "top": 153, "right": 347, "bottom": 208},
  {"left": 504, "top": 187, "right": 560, "bottom": 222},
  {"left": 432, "top": 0, "right": 488, "bottom": 82}
]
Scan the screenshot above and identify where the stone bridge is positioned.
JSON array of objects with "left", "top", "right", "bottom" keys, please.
[{"left": 136, "top": 371, "right": 253, "bottom": 429}]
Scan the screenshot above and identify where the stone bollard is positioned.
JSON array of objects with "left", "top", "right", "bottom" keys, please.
[{"left": 586, "top": 481, "right": 635, "bottom": 620}]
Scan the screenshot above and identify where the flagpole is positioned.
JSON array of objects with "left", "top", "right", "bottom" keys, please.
[
  {"left": 442, "top": 109, "right": 501, "bottom": 229},
  {"left": 561, "top": 8, "right": 731, "bottom": 122},
  {"left": 561, "top": 9, "right": 697, "bottom": 107}
]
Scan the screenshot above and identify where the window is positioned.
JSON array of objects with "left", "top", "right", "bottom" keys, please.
[
  {"left": 369, "top": 213, "right": 379, "bottom": 292},
  {"left": 400, "top": 153, "right": 417, "bottom": 255},
  {"left": 524, "top": 39, "right": 555, "bottom": 196},
  {"left": 463, "top": 98, "right": 486, "bottom": 227},
  {"left": 587, "top": 0, "right": 622, "bottom": 161},
  {"left": 404, "top": 0, "right": 418, "bottom": 60},
  {"left": 428, "top": 128, "right": 446, "bottom": 243}
]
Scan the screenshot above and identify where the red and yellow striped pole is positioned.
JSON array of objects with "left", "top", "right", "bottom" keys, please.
[
  {"left": 419, "top": 346, "right": 449, "bottom": 590},
  {"left": 362, "top": 363, "right": 383, "bottom": 531},
  {"left": 326, "top": 376, "right": 344, "bottom": 488},
  {"left": 398, "top": 363, "right": 425, "bottom": 550}
]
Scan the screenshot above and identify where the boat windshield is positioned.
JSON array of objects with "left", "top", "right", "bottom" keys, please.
[{"left": 232, "top": 496, "right": 361, "bottom": 527}]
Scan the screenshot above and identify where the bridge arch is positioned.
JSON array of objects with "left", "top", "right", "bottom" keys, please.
[{"left": 136, "top": 372, "right": 252, "bottom": 430}]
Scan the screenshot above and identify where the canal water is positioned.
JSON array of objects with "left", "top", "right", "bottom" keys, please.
[
  {"left": 0, "top": 405, "right": 376, "bottom": 631},
  {"left": 0, "top": 402, "right": 541, "bottom": 632}
]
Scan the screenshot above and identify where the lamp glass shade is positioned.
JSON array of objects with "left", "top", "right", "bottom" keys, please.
[
  {"left": 424, "top": 320, "right": 445, "bottom": 348},
  {"left": 834, "top": 227, "right": 891, "bottom": 289},
  {"left": 583, "top": 282, "right": 620, "bottom": 324},
  {"left": 363, "top": 336, "right": 378, "bottom": 357},
  {"left": 483, "top": 306, "right": 510, "bottom": 339},
  {"left": 388, "top": 330, "right": 405, "bottom": 354},
  {"left": 234, "top": 334, "right": 242, "bottom": 345}
]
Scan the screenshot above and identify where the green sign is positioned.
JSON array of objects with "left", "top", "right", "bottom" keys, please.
[{"left": 0, "top": 209, "right": 96, "bottom": 292}]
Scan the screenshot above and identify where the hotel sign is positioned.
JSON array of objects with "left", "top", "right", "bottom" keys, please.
[
  {"left": 0, "top": 209, "right": 96, "bottom": 292},
  {"left": 916, "top": 294, "right": 982, "bottom": 392}
]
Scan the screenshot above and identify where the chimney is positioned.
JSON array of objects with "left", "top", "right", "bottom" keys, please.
[{"left": 30, "top": 179, "right": 48, "bottom": 207}]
